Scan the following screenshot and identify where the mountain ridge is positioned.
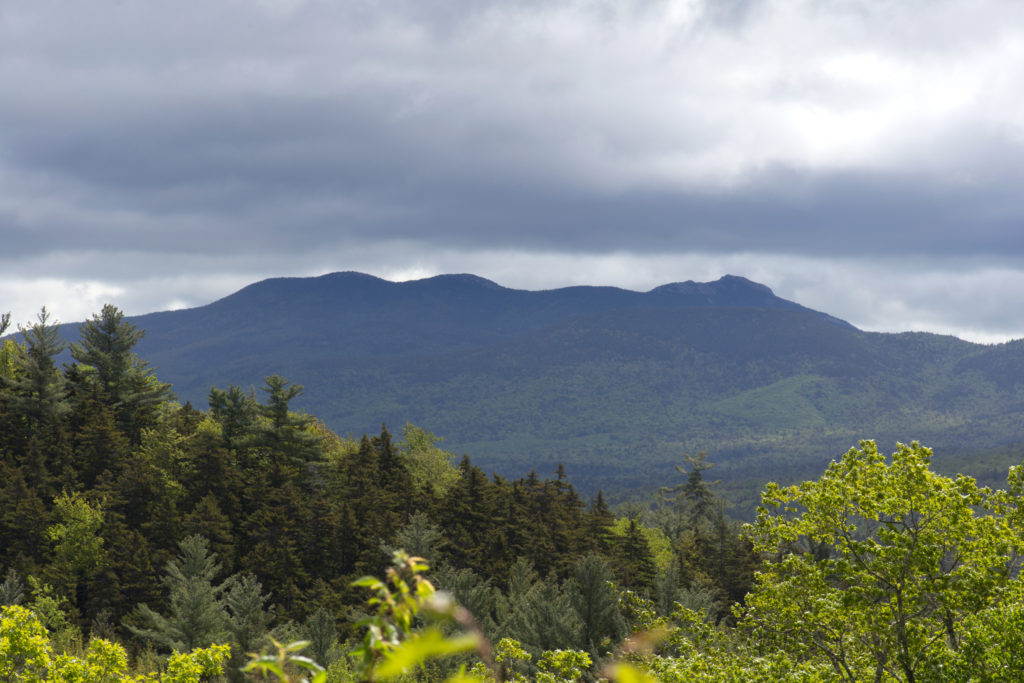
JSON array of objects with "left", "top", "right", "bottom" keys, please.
[{"left": 10, "top": 271, "right": 1024, "bottom": 509}]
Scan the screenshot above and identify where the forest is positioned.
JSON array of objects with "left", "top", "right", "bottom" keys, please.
[{"left": 3, "top": 306, "right": 1024, "bottom": 682}]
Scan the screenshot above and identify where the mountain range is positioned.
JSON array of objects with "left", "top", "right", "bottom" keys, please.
[{"left": 31, "top": 272, "right": 1024, "bottom": 510}]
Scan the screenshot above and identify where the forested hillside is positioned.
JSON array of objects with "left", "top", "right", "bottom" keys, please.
[
  {"left": 46, "top": 271, "right": 1024, "bottom": 511},
  {"left": 5, "top": 306, "right": 1024, "bottom": 682},
  {"left": 0, "top": 306, "right": 755, "bottom": 680}
]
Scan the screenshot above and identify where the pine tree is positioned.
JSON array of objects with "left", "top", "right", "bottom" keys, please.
[
  {"left": 208, "top": 385, "right": 259, "bottom": 455},
  {"left": 439, "top": 458, "right": 500, "bottom": 575},
  {"left": 182, "top": 495, "right": 237, "bottom": 572},
  {"left": 251, "top": 375, "right": 321, "bottom": 472},
  {"left": 0, "top": 465, "right": 50, "bottom": 574},
  {"left": 0, "top": 310, "right": 70, "bottom": 496},
  {"left": 69, "top": 305, "right": 171, "bottom": 444},
  {"left": 434, "top": 565, "right": 499, "bottom": 638}
]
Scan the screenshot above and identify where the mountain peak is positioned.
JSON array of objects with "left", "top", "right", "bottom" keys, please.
[
  {"left": 648, "top": 274, "right": 782, "bottom": 306},
  {"left": 406, "top": 273, "right": 506, "bottom": 290}
]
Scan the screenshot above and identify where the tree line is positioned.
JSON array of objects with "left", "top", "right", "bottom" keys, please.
[{"left": 0, "top": 306, "right": 755, "bottom": 680}]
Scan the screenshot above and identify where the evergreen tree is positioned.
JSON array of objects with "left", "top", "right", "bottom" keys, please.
[
  {"left": 302, "top": 608, "right": 341, "bottom": 670},
  {"left": 565, "top": 553, "right": 625, "bottom": 656},
  {"left": 390, "top": 512, "right": 446, "bottom": 564},
  {"left": 127, "top": 535, "right": 231, "bottom": 652},
  {"left": 501, "top": 569, "right": 581, "bottom": 658},
  {"left": 69, "top": 304, "right": 171, "bottom": 444},
  {"left": 0, "top": 310, "right": 71, "bottom": 497},
  {"left": 612, "top": 518, "right": 657, "bottom": 591},
  {"left": 224, "top": 573, "right": 274, "bottom": 681},
  {"left": 695, "top": 509, "right": 756, "bottom": 610},
  {"left": 439, "top": 458, "right": 501, "bottom": 575},
  {"left": 182, "top": 495, "right": 237, "bottom": 572},
  {"left": 250, "top": 375, "right": 321, "bottom": 472},
  {"left": 5, "top": 310, "right": 69, "bottom": 475},
  {"left": 585, "top": 491, "right": 616, "bottom": 554},
  {"left": 435, "top": 565, "right": 499, "bottom": 638},
  {"left": 653, "top": 559, "right": 682, "bottom": 617},
  {"left": 0, "top": 569, "right": 24, "bottom": 606},
  {"left": 208, "top": 385, "right": 259, "bottom": 455},
  {"left": 67, "top": 390, "right": 130, "bottom": 490},
  {"left": 0, "top": 465, "right": 50, "bottom": 575}
]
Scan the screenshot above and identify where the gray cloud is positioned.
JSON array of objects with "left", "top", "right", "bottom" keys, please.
[{"left": 3, "top": 0, "right": 1024, "bottom": 340}]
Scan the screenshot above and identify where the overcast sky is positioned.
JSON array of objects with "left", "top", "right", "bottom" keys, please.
[{"left": 3, "top": 0, "right": 1024, "bottom": 343}]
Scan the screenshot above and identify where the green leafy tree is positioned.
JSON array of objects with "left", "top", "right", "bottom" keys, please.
[
  {"left": 398, "top": 423, "right": 460, "bottom": 497},
  {"left": 46, "top": 492, "right": 106, "bottom": 615},
  {"left": 0, "top": 604, "right": 51, "bottom": 682},
  {"left": 744, "top": 440, "right": 1018, "bottom": 682}
]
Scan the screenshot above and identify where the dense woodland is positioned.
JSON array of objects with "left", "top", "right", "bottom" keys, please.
[
  {"left": 117, "top": 272, "right": 1024, "bottom": 513},
  {"left": 0, "top": 307, "right": 754, "bottom": 680},
  {"left": 4, "top": 306, "right": 1024, "bottom": 682}
]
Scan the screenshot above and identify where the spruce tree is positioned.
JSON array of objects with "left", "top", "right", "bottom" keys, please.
[
  {"left": 501, "top": 572, "right": 581, "bottom": 657},
  {"left": 390, "top": 512, "right": 446, "bottom": 564},
  {"left": 612, "top": 518, "right": 657, "bottom": 591},
  {"left": 0, "top": 569, "right": 24, "bottom": 606},
  {"left": 127, "top": 535, "right": 230, "bottom": 652},
  {"left": 566, "top": 553, "right": 625, "bottom": 656},
  {"left": 224, "top": 573, "right": 274, "bottom": 681},
  {"left": 302, "top": 608, "right": 341, "bottom": 669}
]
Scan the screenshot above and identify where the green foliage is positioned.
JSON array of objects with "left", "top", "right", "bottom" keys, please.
[
  {"left": 48, "top": 492, "right": 105, "bottom": 577},
  {"left": 128, "top": 535, "right": 231, "bottom": 653},
  {"left": 398, "top": 424, "right": 460, "bottom": 497},
  {"left": 224, "top": 572, "right": 274, "bottom": 680},
  {"left": 0, "top": 605, "right": 51, "bottom": 682},
  {"left": 389, "top": 513, "right": 446, "bottom": 565},
  {"left": 536, "top": 649, "right": 590, "bottom": 682},
  {"left": 70, "top": 304, "right": 172, "bottom": 443},
  {"left": 243, "top": 639, "right": 324, "bottom": 683},
  {"left": 350, "top": 552, "right": 482, "bottom": 681},
  {"left": 0, "top": 570, "right": 24, "bottom": 607},
  {"left": 301, "top": 609, "right": 340, "bottom": 671},
  {"left": 609, "top": 519, "right": 657, "bottom": 590},
  {"left": 744, "top": 440, "right": 1018, "bottom": 682},
  {"left": 564, "top": 554, "right": 624, "bottom": 656}
]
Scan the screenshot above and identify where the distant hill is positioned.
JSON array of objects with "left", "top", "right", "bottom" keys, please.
[{"left": 30, "top": 272, "right": 1024, "bottom": 511}]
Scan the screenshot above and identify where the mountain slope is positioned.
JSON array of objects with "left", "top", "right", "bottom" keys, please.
[{"left": 31, "top": 271, "right": 1024, "bottom": 509}]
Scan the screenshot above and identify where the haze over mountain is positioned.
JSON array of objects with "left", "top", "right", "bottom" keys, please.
[{"left": 38, "top": 271, "right": 1024, "bottom": 509}]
